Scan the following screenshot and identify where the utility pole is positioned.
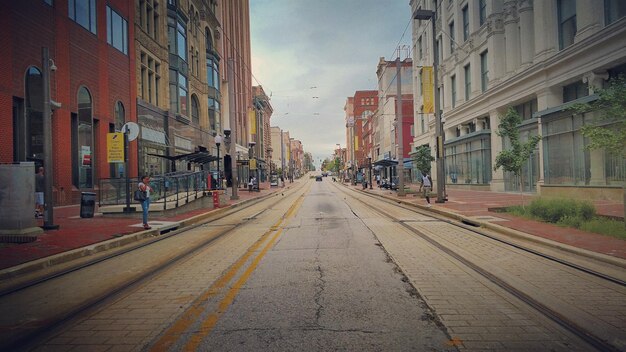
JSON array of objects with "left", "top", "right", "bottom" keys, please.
[
  {"left": 396, "top": 55, "right": 405, "bottom": 196},
  {"left": 227, "top": 57, "right": 239, "bottom": 200}
]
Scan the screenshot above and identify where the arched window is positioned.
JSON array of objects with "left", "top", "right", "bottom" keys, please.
[
  {"left": 191, "top": 95, "right": 199, "bottom": 125},
  {"left": 205, "top": 27, "right": 213, "bottom": 52},
  {"left": 22, "top": 66, "right": 44, "bottom": 162},
  {"left": 115, "top": 101, "right": 125, "bottom": 131},
  {"left": 75, "top": 87, "right": 94, "bottom": 189}
]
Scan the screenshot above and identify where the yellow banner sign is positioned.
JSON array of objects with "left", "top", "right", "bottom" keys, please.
[
  {"left": 107, "top": 132, "right": 124, "bottom": 163},
  {"left": 249, "top": 109, "right": 256, "bottom": 135},
  {"left": 250, "top": 159, "right": 257, "bottom": 170},
  {"left": 422, "top": 66, "right": 434, "bottom": 114}
]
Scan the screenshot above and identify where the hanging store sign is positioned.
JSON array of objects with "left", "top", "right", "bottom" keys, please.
[{"left": 107, "top": 132, "right": 124, "bottom": 163}]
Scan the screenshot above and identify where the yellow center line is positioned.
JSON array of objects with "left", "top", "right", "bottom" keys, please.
[
  {"left": 149, "top": 190, "right": 307, "bottom": 352},
  {"left": 184, "top": 227, "right": 286, "bottom": 351}
]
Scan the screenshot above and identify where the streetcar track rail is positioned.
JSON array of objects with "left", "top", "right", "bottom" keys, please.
[
  {"left": 342, "top": 184, "right": 626, "bottom": 286},
  {"left": 0, "top": 183, "right": 308, "bottom": 351},
  {"left": 334, "top": 183, "right": 625, "bottom": 352}
]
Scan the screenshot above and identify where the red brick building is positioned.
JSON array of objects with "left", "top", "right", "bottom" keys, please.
[
  {"left": 0, "top": 1, "right": 136, "bottom": 205},
  {"left": 352, "top": 90, "right": 378, "bottom": 169}
]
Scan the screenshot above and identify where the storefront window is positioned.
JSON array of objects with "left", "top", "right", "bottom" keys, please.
[
  {"left": 445, "top": 133, "right": 492, "bottom": 185},
  {"left": 543, "top": 112, "right": 625, "bottom": 186}
]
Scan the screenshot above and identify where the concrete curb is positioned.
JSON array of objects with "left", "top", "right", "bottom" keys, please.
[{"left": 349, "top": 185, "right": 626, "bottom": 269}]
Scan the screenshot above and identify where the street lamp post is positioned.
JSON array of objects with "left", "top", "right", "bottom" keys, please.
[
  {"left": 42, "top": 47, "right": 59, "bottom": 230},
  {"left": 368, "top": 157, "right": 373, "bottom": 189},
  {"left": 215, "top": 134, "right": 222, "bottom": 189},
  {"left": 414, "top": 9, "right": 445, "bottom": 203}
]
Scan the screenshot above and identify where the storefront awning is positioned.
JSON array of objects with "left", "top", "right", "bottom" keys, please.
[
  {"left": 148, "top": 151, "right": 219, "bottom": 164},
  {"left": 373, "top": 159, "right": 398, "bottom": 167}
]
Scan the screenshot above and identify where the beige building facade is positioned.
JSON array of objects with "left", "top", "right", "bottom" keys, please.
[{"left": 411, "top": 0, "right": 626, "bottom": 200}]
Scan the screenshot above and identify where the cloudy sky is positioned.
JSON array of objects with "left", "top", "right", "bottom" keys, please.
[{"left": 250, "top": 0, "right": 413, "bottom": 167}]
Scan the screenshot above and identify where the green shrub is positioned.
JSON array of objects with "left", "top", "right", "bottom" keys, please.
[
  {"left": 557, "top": 215, "right": 583, "bottom": 229},
  {"left": 528, "top": 198, "right": 595, "bottom": 223}
]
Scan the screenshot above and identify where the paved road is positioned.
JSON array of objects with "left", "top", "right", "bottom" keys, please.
[{"left": 7, "top": 177, "right": 625, "bottom": 351}]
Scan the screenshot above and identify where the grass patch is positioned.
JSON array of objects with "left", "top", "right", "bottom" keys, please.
[{"left": 504, "top": 198, "right": 625, "bottom": 240}]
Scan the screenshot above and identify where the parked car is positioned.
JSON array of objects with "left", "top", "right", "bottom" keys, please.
[{"left": 315, "top": 175, "right": 323, "bottom": 181}]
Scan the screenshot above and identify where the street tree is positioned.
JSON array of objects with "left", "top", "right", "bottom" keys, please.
[
  {"left": 494, "top": 107, "right": 541, "bottom": 208},
  {"left": 570, "top": 74, "right": 626, "bottom": 226},
  {"left": 412, "top": 145, "right": 435, "bottom": 174}
]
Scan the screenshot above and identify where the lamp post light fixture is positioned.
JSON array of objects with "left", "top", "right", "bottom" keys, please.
[
  {"left": 215, "top": 134, "right": 223, "bottom": 189},
  {"left": 413, "top": 8, "right": 445, "bottom": 203}
]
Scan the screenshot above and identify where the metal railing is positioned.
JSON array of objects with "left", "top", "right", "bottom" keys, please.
[{"left": 98, "top": 170, "right": 211, "bottom": 210}]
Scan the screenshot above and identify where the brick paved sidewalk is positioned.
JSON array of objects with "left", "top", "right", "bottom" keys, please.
[
  {"left": 0, "top": 181, "right": 292, "bottom": 271},
  {"left": 353, "top": 182, "right": 626, "bottom": 260}
]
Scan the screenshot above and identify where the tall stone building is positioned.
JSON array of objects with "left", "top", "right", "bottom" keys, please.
[
  {"left": 411, "top": 0, "right": 626, "bottom": 200},
  {"left": 134, "top": 0, "right": 223, "bottom": 175},
  {"left": 252, "top": 86, "right": 273, "bottom": 182}
]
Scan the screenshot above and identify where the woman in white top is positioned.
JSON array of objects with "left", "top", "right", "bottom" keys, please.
[{"left": 138, "top": 175, "right": 153, "bottom": 229}]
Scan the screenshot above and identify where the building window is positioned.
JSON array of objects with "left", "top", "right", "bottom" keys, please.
[
  {"left": 140, "top": 0, "right": 159, "bottom": 40},
  {"left": 462, "top": 6, "right": 469, "bottom": 41},
  {"left": 449, "top": 21, "right": 455, "bottom": 54},
  {"left": 514, "top": 99, "right": 537, "bottom": 121},
  {"left": 445, "top": 135, "right": 492, "bottom": 184},
  {"left": 563, "top": 81, "right": 589, "bottom": 102},
  {"left": 558, "top": 0, "right": 577, "bottom": 50},
  {"left": 168, "top": 19, "right": 187, "bottom": 62},
  {"left": 451, "top": 75, "right": 456, "bottom": 108},
  {"left": 74, "top": 87, "right": 94, "bottom": 189},
  {"left": 141, "top": 52, "right": 161, "bottom": 105},
  {"left": 435, "top": 38, "right": 441, "bottom": 63},
  {"left": 114, "top": 101, "right": 125, "bottom": 131},
  {"left": 605, "top": 0, "right": 626, "bottom": 25},
  {"left": 418, "top": 36, "right": 423, "bottom": 59},
  {"left": 191, "top": 95, "right": 199, "bottom": 125},
  {"left": 479, "top": 0, "right": 487, "bottom": 26},
  {"left": 69, "top": 0, "right": 97, "bottom": 34},
  {"left": 208, "top": 97, "right": 220, "bottom": 131},
  {"left": 543, "top": 112, "right": 624, "bottom": 186},
  {"left": 464, "top": 64, "right": 471, "bottom": 101},
  {"left": 206, "top": 56, "right": 220, "bottom": 90},
  {"left": 44, "top": 0, "right": 53, "bottom": 6},
  {"left": 106, "top": 6, "right": 128, "bottom": 55},
  {"left": 22, "top": 67, "right": 44, "bottom": 163},
  {"left": 480, "top": 50, "right": 489, "bottom": 92},
  {"left": 170, "top": 70, "right": 188, "bottom": 116}
]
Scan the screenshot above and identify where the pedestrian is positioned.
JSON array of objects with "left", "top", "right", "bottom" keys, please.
[
  {"left": 419, "top": 171, "right": 433, "bottom": 207},
  {"left": 248, "top": 176, "right": 254, "bottom": 192},
  {"left": 222, "top": 176, "right": 228, "bottom": 195},
  {"left": 35, "top": 167, "right": 44, "bottom": 218},
  {"left": 138, "top": 175, "right": 153, "bottom": 229}
]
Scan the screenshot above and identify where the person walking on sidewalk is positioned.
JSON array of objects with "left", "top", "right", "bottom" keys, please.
[
  {"left": 34, "top": 167, "right": 45, "bottom": 218},
  {"left": 138, "top": 175, "right": 153, "bottom": 229},
  {"left": 419, "top": 171, "right": 433, "bottom": 207}
]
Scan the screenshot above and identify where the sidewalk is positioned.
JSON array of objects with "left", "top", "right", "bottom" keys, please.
[
  {"left": 352, "top": 182, "right": 626, "bottom": 261},
  {"left": 0, "top": 183, "right": 289, "bottom": 272},
  {"left": 1, "top": 179, "right": 624, "bottom": 275}
]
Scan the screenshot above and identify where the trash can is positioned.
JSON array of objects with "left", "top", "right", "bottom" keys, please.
[{"left": 80, "top": 192, "right": 96, "bottom": 218}]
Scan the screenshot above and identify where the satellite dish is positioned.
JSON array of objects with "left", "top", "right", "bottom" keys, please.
[{"left": 121, "top": 122, "right": 140, "bottom": 141}]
